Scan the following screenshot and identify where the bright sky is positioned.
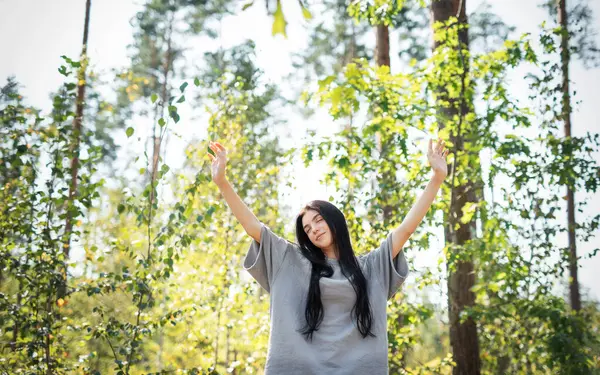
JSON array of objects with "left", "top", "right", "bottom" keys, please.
[{"left": 1, "top": 0, "right": 598, "bottom": 303}]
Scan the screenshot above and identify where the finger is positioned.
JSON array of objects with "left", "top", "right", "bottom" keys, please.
[
  {"left": 428, "top": 138, "right": 433, "bottom": 154},
  {"left": 436, "top": 139, "right": 443, "bottom": 153},
  {"left": 210, "top": 143, "right": 222, "bottom": 155},
  {"left": 207, "top": 153, "right": 216, "bottom": 161},
  {"left": 214, "top": 142, "right": 226, "bottom": 151}
]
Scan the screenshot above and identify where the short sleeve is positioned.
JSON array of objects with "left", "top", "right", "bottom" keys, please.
[
  {"left": 366, "top": 231, "right": 409, "bottom": 300},
  {"left": 243, "top": 223, "right": 291, "bottom": 293}
]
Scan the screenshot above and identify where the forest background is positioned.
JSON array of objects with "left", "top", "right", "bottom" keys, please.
[{"left": 1, "top": 0, "right": 600, "bottom": 374}]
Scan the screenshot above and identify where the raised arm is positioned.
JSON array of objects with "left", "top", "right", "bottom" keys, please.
[
  {"left": 208, "top": 141, "right": 262, "bottom": 243},
  {"left": 391, "top": 138, "right": 449, "bottom": 258}
]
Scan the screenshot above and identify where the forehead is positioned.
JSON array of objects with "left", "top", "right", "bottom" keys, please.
[{"left": 302, "top": 210, "right": 321, "bottom": 226}]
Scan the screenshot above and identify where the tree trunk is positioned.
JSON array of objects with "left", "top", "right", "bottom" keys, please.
[
  {"left": 375, "top": 21, "right": 409, "bottom": 369},
  {"left": 431, "top": 1, "right": 482, "bottom": 374},
  {"left": 557, "top": 0, "right": 581, "bottom": 312},
  {"left": 376, "top": 25, "right": 390, "bottom": 68},
  {"left": 149, "top": 15, "right": 174, "bottom": 373},
  {"left": 345, "top": 21, "right": 359, "bottom": 206},
  {"left": 149, "top": 15, "right": 174, "bottom": 207},
  {"left": 64, "top": 0, "right": 92, "bottom": 256},
  {"left": 374, "top": 23, "right": 393, "bottom": 222}
]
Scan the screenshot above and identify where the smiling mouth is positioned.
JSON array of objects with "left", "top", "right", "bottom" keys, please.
[{"left": 316, "top": 233, "right": 324, "bottom": 241}]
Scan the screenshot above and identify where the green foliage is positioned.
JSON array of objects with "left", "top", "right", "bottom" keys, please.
[
  {"left": 2, "top": 1, "right": 600, "bottom": 374},
  {"left": 300, "top": 13, "right": 600, "bottom": 374},
  {"left": 541, "top": 0, "right": 600, "bottom": 68},
  {"left": 242, "top": 0, "right": 313, "bottom": 37},
  {"left": 469, "top": 2, "right": 516, "bottom": 54},
  {"left": 291, "top": 0, "right": 372, "bottom": 93},
  {"left": 272, "top": 0, "right": 287, "bottom": 37},
  {"left": 1, "top": 60, "right": 104, "bottom": 373},
  {"left": 268, "top": 0, "right": 314, "bottom": 37},
  {"left": 52, "top": 56, "right": 125, "bottom": 164},
  {"left": 348, "top": 0, "right": 410, "bottom": 26}
]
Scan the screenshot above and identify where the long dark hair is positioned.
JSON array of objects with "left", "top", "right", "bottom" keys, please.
[{"left": 295, "top": 200, "right": 374, "bottom": 341}]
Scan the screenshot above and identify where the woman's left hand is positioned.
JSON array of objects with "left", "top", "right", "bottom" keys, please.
[{"left": 427, "top": 138, "right": 449, "bottom": 180}]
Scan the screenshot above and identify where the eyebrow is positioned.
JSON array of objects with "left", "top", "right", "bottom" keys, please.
[{"left": 303, "top": 214, "right": 322, "bottom": 232}]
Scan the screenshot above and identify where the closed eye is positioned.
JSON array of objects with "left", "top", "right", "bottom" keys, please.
[{"left": 304, "top": 216, "right": 322, "bottom": 234}]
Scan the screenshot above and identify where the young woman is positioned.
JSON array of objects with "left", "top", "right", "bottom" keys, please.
[{"left": 207, "top": 139, "right": 448, "bottom": 374}]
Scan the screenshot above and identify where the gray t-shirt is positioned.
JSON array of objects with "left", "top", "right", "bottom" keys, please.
[{"left": 243, "top": 223, "right": 409, "bottom": 375}]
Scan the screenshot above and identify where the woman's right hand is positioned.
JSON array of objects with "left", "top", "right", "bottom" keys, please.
[{"left": 208, "top": 140, "right": 228, "bottom": 185}]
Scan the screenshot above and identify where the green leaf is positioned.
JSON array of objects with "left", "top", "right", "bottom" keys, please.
[
  {"left": 158, "top": 118, "right": 166, "bottom": 127},
  {"left": 318, "top": 76, "right": 335, "bottom": 92},
  {"left": 301, "top": 5, "right": 312, "bottom": 20},
  {"left": 272, "top": 0, "right": 287, "bottom": 38},
  {"left": 330, "top": 87, "right": 343, "bottom": 108},
  {"left": 207, "top": 146, "right": 215, "bottom": 156},
  {"left": 337, "top": 156, "right": 350, "bottom": 169},
  {"left": 194, "top": 77, "right": 200, "bottom": 86},
  {"left": 177, "top": 95, "right": 185, "bottom": 103},
  {"left": 151, "top": 93, "right": 158, "bottom": 103},
  {"left": 117, "top": 204, "right": 125, "bottom": 214},
  {"left": 242, "top": 1, "right": 254, "bottom": 10},
  {"left": 179, "top": 82, "right": 188, "bottom": 93},
  {"left": 489, "top": 282, "right": 499, "bottom": 293},
  {"left": 126, "top": 127, "right": 134, "bottom": 137},
  {"left": 58, "top": 66, "right": 70, "bottom": 77}
]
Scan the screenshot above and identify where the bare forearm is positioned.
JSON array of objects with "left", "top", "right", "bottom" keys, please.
[
  {"left": 391, "top": 139, "right": 448, "bottom": 257},
  {"left": 400, "top": 173, "right": 444, "bottom": 233},
  {"left": 216, "top": 178, "right": 262, "bottom": 242}
]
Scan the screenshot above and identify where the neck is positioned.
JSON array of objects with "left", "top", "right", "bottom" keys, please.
[{"left": 322, "top": 245, "right": 338, "bottom": 260}]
